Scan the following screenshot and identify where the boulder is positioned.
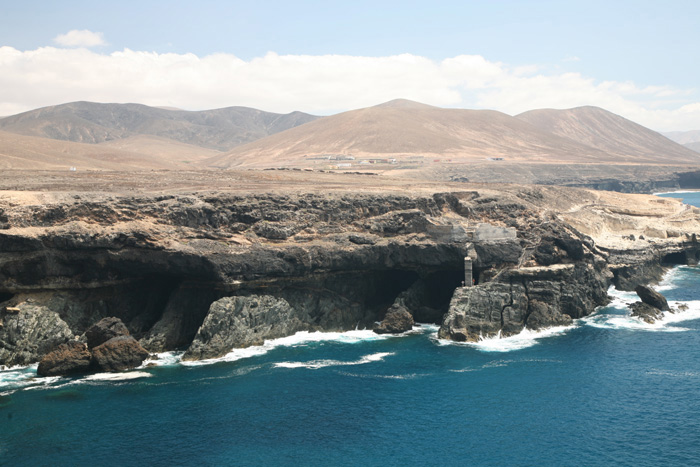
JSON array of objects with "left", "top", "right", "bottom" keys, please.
[
  {"left": 91, "top": 336, "right": 149, "bottom": 372},
  {"left": 634, "top": 285, "right": 670, "bottom": 311},
  {"left": 37, "top": 341, "right": 91, "bottom": 376},
  {"left": 182, "top": 295, "right": 310, "bottom": 361},
  {"left": 374, "top": 304, "right": 414, "bottom": 334},
  {"left": 85, "top": 317, "right": 130, "bottom": 349}
]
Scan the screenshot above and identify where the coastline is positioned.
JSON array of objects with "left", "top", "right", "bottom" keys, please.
[{"left": 1, "top": 182, "right": 699, "bottom": 373}]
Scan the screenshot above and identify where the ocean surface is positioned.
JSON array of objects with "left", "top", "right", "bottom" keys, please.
[{"left": 2, "top": 192, "right": 700, "bottom": 466}]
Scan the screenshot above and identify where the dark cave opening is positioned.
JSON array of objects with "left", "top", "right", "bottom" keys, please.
[
  {"left": 662, "top": 251, "right": 689, "bottom": 265},
  {"left": 421, "top": 269, "right": 465, "bottom": 313},
  {"left": 0, "top": 292, "right": 14, "bottom": 304}
]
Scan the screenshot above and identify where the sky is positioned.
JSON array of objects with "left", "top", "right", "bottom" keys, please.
[{"left": 1, "top": 0, "right": 699, "bottom": 131}]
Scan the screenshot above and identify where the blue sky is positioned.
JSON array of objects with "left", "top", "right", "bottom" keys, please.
[{"left": 1, "top": 0, "right": 699, "bottom": 130}]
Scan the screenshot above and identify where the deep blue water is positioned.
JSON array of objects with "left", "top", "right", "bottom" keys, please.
[{"left": 2, "top": 192, "right": 700, "bottom": 466}]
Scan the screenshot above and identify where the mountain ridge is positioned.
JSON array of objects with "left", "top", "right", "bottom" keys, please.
[
  {"left": 204, "top": 100, "right": 699, "bottom": 169},
  {"left": 0, "top": 101, "right": 320, "bottom": 151}
]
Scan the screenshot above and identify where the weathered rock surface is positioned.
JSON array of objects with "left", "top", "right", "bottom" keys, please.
[
  {"left": 629, "top": 302, "right": 665, "bottom": 324},
  {"left": 374, "top": 304, "right": 414, "bottom": 334},
  {"left": 91, "top": 336, "right": 150, "bottom": 372},
  {"left": 85, "top": 317, "right": 130, "bottom": 348},
  {"left": 37, "top": 341, "right": 91, "bottom": 376},
  {"left": 439, "top": 263, "right": 609, "bottom": 342},
  {"left": 635, "top": 285, "right": 670, "bottom": 311},
  {"left": 0, "top": 304, "right": 73, "bottom": 366},
  {"left": 182, "top": 295, "right": 310, "bottom": 361}
]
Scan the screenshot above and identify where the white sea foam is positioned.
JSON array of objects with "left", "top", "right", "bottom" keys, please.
[
  {"left": 652, "top": 190, "right": 700, "bottom": 196},
  {"left": 656, "top": 267, "right": 685, "bottom": 292},
  {"left": 83, "top": 371, "right": 153, "bottom": 381},
  {"left": 336, "top": 371, "right": 421, "bottom": 380},
  {"left": 0, "top": 364, "right": 52, "bottom": 394},
  {"left": 138, "top": 351, "right": 184, "bottom": 368},
  {"left": 646, "top": 368, "right": 700, "bottom": 378},
  {"left": 274, "top": 352, "right": 394, "bottom": 369},
  {"left": 450, "top": 357, "right": 563, "bottom": 373},
  {"left": 435, "top": 325, "right": 574, "bottom": 353},
  {"left": 180, "top": 328, "right": 395, "bottom": 367},
  {"left": 581, "top": 299, "right": 700, "bottom": 332}
]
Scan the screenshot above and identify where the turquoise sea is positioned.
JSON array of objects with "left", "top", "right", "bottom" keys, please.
[{"left": 2, "top": 192, "right": 700, "bottom": 466}]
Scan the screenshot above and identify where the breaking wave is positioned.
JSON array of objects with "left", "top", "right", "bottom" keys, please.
[
  {"left": 274, "top": 352, "right": 395, "bottom": 369},
  {"left": 434, "top": 325, "right": 575, "bottom": 352}
]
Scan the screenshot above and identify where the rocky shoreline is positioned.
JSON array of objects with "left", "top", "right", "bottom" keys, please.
[{"left": 0, "top": 183, "right": 698, "bottom": 374}]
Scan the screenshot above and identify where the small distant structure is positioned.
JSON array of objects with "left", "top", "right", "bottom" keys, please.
[
  {"left": 474, "top": 223, "right": 517, "bottom": 241},
  {"left": 337, "top": 163, "right": 352, "bottom": 168},
  {"left": 487, "top": 157, "right": 504, "bottom": 161},
  {"left": 69, "top": 167, "right": 77, "bottom": 172}
]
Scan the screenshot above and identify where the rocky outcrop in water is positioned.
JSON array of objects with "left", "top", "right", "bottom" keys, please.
[
  {"left": 182, "top": 295, "right": 310, "bottom": 361},
  {"left": 634, "top": 285, "right": 670, "bottom": 311},
  {"left": 86, "top": 317, "right": 130, "bottom": 348},
  {"left": 629, "top": 302, "right": 665, "bottom": 324},
  {"left": 438, "top": 262, "right": 610, "bottom": 342},
  {"left": 91, "top": 335, "right": 149, "bottom": 372},
  {"left": 36, "top": 317, "right": 149, "bottom": 375},
  {"left": 627, "top": 285, "right": 672, "bottom": 324},
  {"left": 37, "top": 341, "right": 91, "bottom": 376},
  {"left": 374, "top": 304, "right": 414, "bottom": 334},
  {"left": 0, "top": 303, "right": 73, "bottom": 366}
]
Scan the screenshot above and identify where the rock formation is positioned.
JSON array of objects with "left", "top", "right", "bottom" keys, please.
[
  {"left": 0, "top": 303, "right": 73, "bottom": 367},
  {"left": 634, "top": 285, "right": 671, "bottom": 311},
  {"left": 183, "top": 295, "right": 310, "bottom": 361},
  {"left": 628, "top": 285, "right": 672, "bottom": 324},
  {"left": 36, "top": 317, "right": 150, "bottom": 376},
  {"left": 374, "top": 304, "right": 414, "bottom": 334},
  {"left": 85, "top": 317, "right": 130, "bottom": 348},
  {"left": 91, "top": 336, "right": 150, "bottom": 372},
  {"left": 37, "top": 341, "right": 91, "bottom": 376}
]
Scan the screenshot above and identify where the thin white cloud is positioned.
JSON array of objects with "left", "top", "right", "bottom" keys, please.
[
  {"left": 0, "top": 46, "right": 698, "bottom": 131},
  {"left": 53, "top": 30, "right": 106, "bottom": 48}
]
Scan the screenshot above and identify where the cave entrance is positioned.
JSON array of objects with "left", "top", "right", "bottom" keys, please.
[
  {"left": 662, "top": 251, "right": 689, "bottom": 265},
  {"left": 0, "top": 292, "right": 14, "bottom": 304}
]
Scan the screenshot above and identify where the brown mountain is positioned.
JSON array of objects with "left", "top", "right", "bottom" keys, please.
[
  {"left": 204, "top": 99, "right": 623, "bottom": 168},
  {"left": 0, "top": 130, "right": 197, "bottom": 170},
  {"left": 0, "top": 102, "right": 319, "bottom": 151},
  {"left": 516, "top": 106, "right": 700, "bottom": 164}
]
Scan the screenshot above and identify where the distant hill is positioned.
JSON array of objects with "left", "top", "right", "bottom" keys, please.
[
  {"left": 0, "top": 102, "right": 319, "bottom": 151},
  {"left": 203, "top": 99, "right": 700, "bottom": 169},
  {"left": 0, "top": 130, "right": 191, "bottom": 170},
  {"left": 204, "top": 99, "right": 625, "bottom": 168},
  {"left": 663, "top": 130, "right": 700, "bottom": 145},
  {"left": 515, "top": 106, "right": 700, "bottom": 165},
  {"left": 685, "top": 142, "right": 700, "bottom": 153}
]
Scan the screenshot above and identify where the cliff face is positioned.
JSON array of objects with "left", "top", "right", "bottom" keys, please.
[{"left": 0, "top": 185, "right": 698, "bottom": 366}]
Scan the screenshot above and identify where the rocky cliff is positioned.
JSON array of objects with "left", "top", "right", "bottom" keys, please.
[{"left": 0, "top": 183, "right": 698, "bottom": 366}]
